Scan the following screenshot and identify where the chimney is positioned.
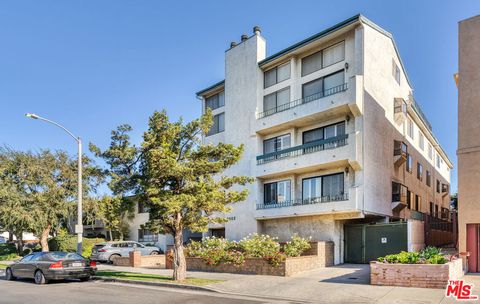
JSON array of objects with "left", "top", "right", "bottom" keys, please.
[
  {"left": 230, "top": 41, "right": 237, "bottom": 48},
  {"left": 253, "top": 26, "right": 261, "bottom": 36},
  {"left": 241, "top": 34, "right": 248, "bottom": 42}
]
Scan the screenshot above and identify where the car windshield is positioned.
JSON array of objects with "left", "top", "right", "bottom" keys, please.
[{"left": 47, "top": 252, "right": 85, "bottom": 261}]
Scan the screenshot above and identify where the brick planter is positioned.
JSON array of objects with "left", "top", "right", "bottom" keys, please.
[
  {"left": 370, "top": 258, "right": 464, "bottom": 289},
  {"left": 166, "top": 241, "right": 333, "bottom": 276},
  {"left": 113, "top": 253, "right": 166, "bottom": 268}
]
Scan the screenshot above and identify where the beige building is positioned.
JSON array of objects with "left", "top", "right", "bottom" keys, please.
[
  {"left": 457, "top": 15, "right": 480, "bottom": 273},
  {"left": 197, "top": 15, "right": 453, "bottom": 264}
]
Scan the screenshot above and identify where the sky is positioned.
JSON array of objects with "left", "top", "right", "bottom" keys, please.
[{"left": 1, "top": 1, "right": 478, "bottom": 193}]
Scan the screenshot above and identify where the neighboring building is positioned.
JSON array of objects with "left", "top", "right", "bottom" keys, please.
[
  {"left": 197, "top": 14, "right": 453, "bottom": 264},
  {"left": 457, "top": 15, "right": 480, "bottom": 272},
  {"left": 81, "top": 201, "right": 201, "bottom": 253}
]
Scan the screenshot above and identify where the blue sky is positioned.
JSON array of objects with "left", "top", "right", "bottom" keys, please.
[{"left": 1, "top": 1, "right": 478, "bottom": 193}]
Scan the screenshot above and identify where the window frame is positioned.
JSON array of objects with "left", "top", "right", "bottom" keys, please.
[
  {"left": 206, "top": 112, "right": 225, "bottom": 136},
  {"left": 302, "top": 70, "right": 345, "bottom": 100},
  {"left": 264, "top": 62, "right": 291, "bottom": 88},
  {"left": 302, "top": 172, "right": 345, "bottom": 201},
  {"left": 417, "top": 162, "right": 423, "bottom": 181},
  {"left": 264, "top": 180, "right": 292, "bottom": 205},
  {"left": 263, "top": 86, "right": 291, "bottom": 113},
  {"left": 392, "top": 59, "right": 401, "bottom": 84},
  {"left": 406, "top": 153, "right": 413, "bottom": 173},
  {"left": 301, "top": 41, "right": 345, "bottom": 77},
  {"left": 205, "top": 91, "right": 225, "bottom": 111}
]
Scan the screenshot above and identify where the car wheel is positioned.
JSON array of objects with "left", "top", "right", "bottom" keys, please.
[
  {"left": 5, "top": 268, "right": 16, "bottom": 281},
  {"left": 34, "top": 270, "right": 48, "bottom": 285},
  {"left": 79, "top": 277, "right": 90, "bottom": 282},
  {"left": 108, "top": 254, "right": 120, "bottom": 264},
  {"left": 150, "top": 251, "right": 160, "bottom": 255}
]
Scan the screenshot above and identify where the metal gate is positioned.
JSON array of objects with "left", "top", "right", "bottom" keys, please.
[{"left": 345, "top": 222, "right": 408, "bottom": 263}]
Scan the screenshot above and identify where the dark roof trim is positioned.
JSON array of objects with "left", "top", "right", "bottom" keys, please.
[
  {"left": 196, "top": 80, "right": 225, "bottom": 96},
  {"left": 258, "top": 14, "right": 361, "bottom": 67}
]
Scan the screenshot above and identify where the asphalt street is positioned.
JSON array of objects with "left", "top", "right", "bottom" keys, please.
[{"left": 0, "top": 274, "right": 285, "bottom": 304}]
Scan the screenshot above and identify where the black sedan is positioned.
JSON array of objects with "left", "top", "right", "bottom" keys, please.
[{"left": 5, "top": 251, "right": 97, "bottom": 284}]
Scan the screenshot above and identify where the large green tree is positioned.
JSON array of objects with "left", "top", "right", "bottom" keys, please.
[
  {"left": 89, "top": 124, "right": 139, "bottom": 239},
  {"left": 140, "top": 110, "right": 252, "bottom": 281}
]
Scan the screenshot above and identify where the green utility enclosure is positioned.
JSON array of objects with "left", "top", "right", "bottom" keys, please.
[{"left": 344, "top": 222, "right": 408, "bottom": 263}]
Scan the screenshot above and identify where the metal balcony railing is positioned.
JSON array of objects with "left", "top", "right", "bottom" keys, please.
[
  {"left": 256, "top": 193, "right": 349, "bottom": 210},
  {"left": 257, "top": 134, "right": 348, "bottom": 165},
  {"left": 258, "top": 83, "right": 348, "bottom": 118}
]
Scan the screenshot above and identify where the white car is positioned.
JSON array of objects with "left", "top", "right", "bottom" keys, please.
[{"left": 0, "top": 236, "right": 6, "bottom": 244}]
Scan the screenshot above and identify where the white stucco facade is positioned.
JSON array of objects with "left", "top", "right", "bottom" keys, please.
[{"left": 197, "top": 15, "right": 453, "bottom": 264}]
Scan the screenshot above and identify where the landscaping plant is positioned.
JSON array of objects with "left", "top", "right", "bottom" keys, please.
[{"left": 377, "top": 247, "right": 447, "bottom": 264}]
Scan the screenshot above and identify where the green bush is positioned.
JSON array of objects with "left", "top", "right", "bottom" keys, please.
[
  {"left": 22, "top": 248, "right": 32, "bottom": 256},
  {"left": 0, "top": 244, "right": 17, "bottom": 255},
  {"left": 283, "top": 235, "right": 311, "bottom": 257},
  {"left": 0, "top": 253, "right": 20, "bottom": 261},
  {"left": 187, "top": 234, "right": 311, "bottom": 268},
  {"left": 48, "top": 235, "right": 105, "bottom": 258},
  {"left": 377, "top": 247, "right": 446, "bottom": 264}
]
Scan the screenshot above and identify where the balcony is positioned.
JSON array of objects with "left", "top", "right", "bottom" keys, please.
[
  {"left": 258, "top": 83, "right": 348, "bottom": 118},
  {"left": 255, "top": 76, "right": 363, "bottom": 135},
  {"left": 256, "top": 193, "right": 348, "bottom": 210},
  {"left": 257, "top": 134, "right": 348, "bottom": 165},
  {"left": 254, "top": 187, "right": 361, "bottom": 220}
]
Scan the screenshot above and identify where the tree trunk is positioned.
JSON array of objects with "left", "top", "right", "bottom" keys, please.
[
  {"left": 172, "top": 229, "right": 186, "bottom": 281},
  {"left": 15, "top": 233, "right": 23, "bottom": 255},
  {"left": 40, "top": 225, "right": 51, "bottom": 252},
  {"left": 108, "top": 229, "right": 113, "bottom": 241},
  {"left": 8, "top": 230, "right": 13, "bottom": 242}
]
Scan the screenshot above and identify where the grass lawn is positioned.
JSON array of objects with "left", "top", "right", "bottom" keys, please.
[{"left": 95, "top": 270, "right": 222, "bottom": 286}]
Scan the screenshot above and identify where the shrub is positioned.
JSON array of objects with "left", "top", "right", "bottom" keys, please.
[
  {"left": 377, "top": 247, "right": 446, "bottom": 264},
  {"left": 0, "top": 253, "right": 20, "bottom": 261},
  {"left": 238, "top": 234, "right": 280, "bottom": 258},
  {"left": 187, "top": 237, "right": 244, "bottom": 266},
  {"left": 283, "top": 235, "right": 311, "bottom": 257},
  {"left": 0, "top": 244, "right": 16, "bottom": 255},
  {"left": 48, "top": 235, "right": 105, "bottom": 258},
  {"left": 22, "top": 248, "right": 32, "bottom": 256}
]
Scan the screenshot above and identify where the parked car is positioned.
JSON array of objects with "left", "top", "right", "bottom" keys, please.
[
  {"left": 90, "top": 241, "right": 161, "bottom": 263},
  {"left": 5, "top": 251, "right": 97, "bottom": 284}
]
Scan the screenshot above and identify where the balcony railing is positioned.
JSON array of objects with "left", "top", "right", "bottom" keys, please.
[
  {"left": 256, "top": 193, "right": 349, "bottom": 210},
  {"left": 258, "top": 83, "right": 348, "bottom": 118},
  {"left": 257, "top": 134, "right": 348, "bottom": 165}
]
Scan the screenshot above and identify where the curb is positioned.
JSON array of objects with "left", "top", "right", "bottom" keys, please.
[{"left": 92, "top": 276, "right": 218, "bottom": 293}]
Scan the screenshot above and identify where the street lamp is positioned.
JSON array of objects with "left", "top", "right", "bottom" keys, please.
[{"left": 25, "top": 113, "right": 83, "bottom": 254}]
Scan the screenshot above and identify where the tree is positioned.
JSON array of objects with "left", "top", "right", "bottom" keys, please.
[
  {"left": 89, "top": 125, "right": 139, "bottom": 239},
  {"left": 140, "top": 110, "right": 252, "bottom": 281}
]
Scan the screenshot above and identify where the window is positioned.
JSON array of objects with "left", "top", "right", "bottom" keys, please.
[
  {"left": 441, "top": 207, "right": 449, "bottom": 220},
  {"left": 264, "top": 62, "right": 291, "bottom": 88},
  {"left": 436, "top": 180, "right": 441, "bottom": 193},
  {"left": 407, "top": 119, "right": 414, "bottom": 139},
  {"left": 207, "top": 113, "right": 225, "bottom": 136},
  {"left": 392, "top": 59, "right": 400, "bottom": 84},
  {"left": 428, "top": 144, "right": 433, "bottom": 160},
  {"left": 430, "top": 202, "right": 434, "bottom": 215},
  {"left": 392, "top": 182, "right": 407, "bottom": 203},
  {"left": 264, "top": 180, "right": 291, "bottom": 205},
  {"left": 435, "top": 205, "right": 439, "bottom": 218},
  {"left": 301, "top": 41, "right": 345, "bottom": 76},
  {"left": 303, "top": 173, "right": 344, "bottom": 201},
  {"left": 138, "top": 229, "right": 158, "bottom": 242},
  {"left": 138, "top": 202, "right": 150, "bottom": 214},
  {"left": 426, "top": 170, "right": 431, "bottom": 186},
  {"left": 210, "top": 228, "right": 225, "bottom": 238},
  {"left": 322, "top": 41, "right": 345, "bottom": 68},
  {"left": 415, "top": 195, "right": 421, "bottom": 211},
  {"left": 417, "top": 162, "right": 423, "bottom": 181},
  {"left": 302, "top": 70, "right": 344, "bottom": 100},
  {"left": 394, "top": 141, "right": 408, "bottom": 157},
  {"left": 406, "top": 190, "right": 414, "bottom": 209},
  {"left": 419, "top": 132, "right": 425, "bottom": 151},
  {"left": 303, "top": 121, "right": 346, "bottom": 145},
  {"left": 436, "top": 154, "right": 441, "bottom": 169},
  {"left": 264, "top": 134, "right": 291, "bottom": 155},
  {"left": 205, "top": 91, "right": 225, "bottom": 111},
  {"left": 263, "top": 87, "right": 290, "bottom": 114},
  {"left": 406, "top": 154, "right": 412, "bottom": 173}
]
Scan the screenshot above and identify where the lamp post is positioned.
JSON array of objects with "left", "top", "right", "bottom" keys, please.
[{"left": 25, "top": 113, "right": 83, "bottom": 254}]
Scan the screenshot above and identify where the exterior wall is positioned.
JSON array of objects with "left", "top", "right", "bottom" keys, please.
[
  {"left": 370, "top": 259, "right": 463, "bottom": 289},
  {"left": 260, "top": 215, "right": 343, "bottom": 264},
  {"left": 458, "top": 15, "right": 480, "bottom": 257}
]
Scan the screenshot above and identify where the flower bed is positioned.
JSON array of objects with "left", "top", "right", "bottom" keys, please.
[
  {"left": 167, "top": 236, "right": 334, "bottom": 276},
  {"left": 371, "top": 247, "right": 464, "bottom": 288}
]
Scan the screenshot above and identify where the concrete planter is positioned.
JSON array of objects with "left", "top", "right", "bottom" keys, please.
[{"left": 370, "top": 258, "right": 463, "bottom": 289}]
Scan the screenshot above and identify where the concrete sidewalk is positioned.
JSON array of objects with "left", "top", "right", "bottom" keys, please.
[{"left": 97, "top": 263, "right": 476, "bottom": 303}]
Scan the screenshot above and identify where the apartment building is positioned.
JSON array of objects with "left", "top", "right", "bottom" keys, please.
[
  {"left": 196, "top": 14, "right": 453, "bottom": 264},
  {"left": 457, "top": 15, "right": 480, "bottom": 273}
]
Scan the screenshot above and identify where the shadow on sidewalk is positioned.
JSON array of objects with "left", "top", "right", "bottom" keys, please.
[{"left": 319, "top": 264, "right": 370, "bottom": 285}]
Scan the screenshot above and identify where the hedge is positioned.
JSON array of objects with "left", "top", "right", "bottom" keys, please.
[{"left": 48, "top": 236, "right": 105, "bottom": 258}]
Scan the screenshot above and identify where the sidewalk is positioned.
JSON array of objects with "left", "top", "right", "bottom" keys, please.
[{"left": 97, "top": 264, "right": 470, "bottom": 303}]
